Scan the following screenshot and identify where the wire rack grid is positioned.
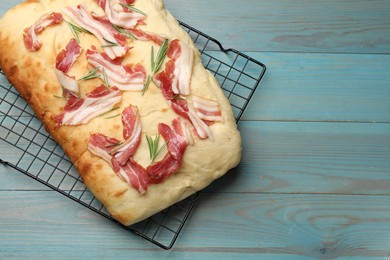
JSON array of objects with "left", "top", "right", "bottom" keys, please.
[{"left": 0, "top": 21, "right": 266, "bottom": 249}]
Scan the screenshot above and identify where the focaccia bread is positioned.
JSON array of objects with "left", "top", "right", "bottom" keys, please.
[{"left": 0, "top": 0, "right": 241, "bottom": 226}]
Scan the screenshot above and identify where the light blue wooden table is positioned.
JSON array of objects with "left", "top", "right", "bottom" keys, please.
[{"left": 1, "top": 0, "right": 390, "bottom": 259}]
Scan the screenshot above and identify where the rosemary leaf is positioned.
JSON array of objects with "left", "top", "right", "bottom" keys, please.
[
  {"left": 53, "top": 94, "right": 63, "bottom": 99},
  {"left": 146, "top": 135, "right": 154, "bottom": 160},
  {"left": 113, "top": 25, "right": 138, "bottom": 40},
  {"left": 154, "top": 141, "right": 167, "bottom": 163},
  {"left": 150, "top": 45, "right": 155, "bottom": 72},
  {"left": 101, "top": 38, "right": 119, "bottom": 48},
  {"left": 142, "top": 75, "right": 152, "bottom": 96},
  {"left": 65, "top": 21, "right": 90, "bottom": 43},
  {"left": 151, "top": 77, "right": 159, "bottom": 88},
  {"left": 171, "top": 94, "right": 186, "bottom": 101},
  {"left": 119, "top": 3, "right": 147, "bottom": 16},
  {"left": 102, "top": 68, "right": 109, "bottom": 89},
  {"left": 142, "top": 39, "right": 169, "bottom": 95},
  {"left": 152, "top": 39, "right": 168, "bottom": 74},
  {"left": 146, "top": 134, "right": 167, "bottom": 163},
  {"left": 78, "top": 67, "right": 100, "bottom": 81}
]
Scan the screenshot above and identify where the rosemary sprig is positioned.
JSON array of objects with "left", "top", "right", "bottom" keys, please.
[
  {"left": 171, "top": 94, "right": 186, "bottom": 101},
  {"left": 119, "top": 3, "right": 147, "bottom": 16},
  {"left": 104, "top": 114, "right": 121, "bottom": 119},
  {"left": 146, "top": 134, "right": 167, "bottom": 163},
  {"left": 142, "top": 39, "right": 169, "bottom": 95},
  {"left": 102, "top": 67, "right": 109, "bottom": 89},
  {"left": 78, "top": 68, "right": 100, "bottom": 81},
  {"left": 66, "top": 21, "right": 90, "bottom": 43},
  {"left": 113, "top": 24, "right": 138, "bottom": 40},
  {"left": 152, "top": 39, "right": 169, "bottom": 74},
  {"left": 101, "top": 38, "right": 119, "bottom": 48}
]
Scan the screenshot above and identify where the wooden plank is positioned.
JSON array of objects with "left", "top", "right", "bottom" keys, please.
[
  {"left": 1, "top": 0, "right": 390, "bottom": 54},
  {"left": 164, "top": 0, "right": 390, "bottom": 53},
  {"left": 1, "top": 191, "right": 390, "bottom": 258},
  {"left": 208, "top": 121, "right": 390, "bottom": 194},
  {"left": 203, "top": 51, "right": 390, "bottom": 122},
  {"left": 2, "top": 121, "right": 390, "bottom": 195}
]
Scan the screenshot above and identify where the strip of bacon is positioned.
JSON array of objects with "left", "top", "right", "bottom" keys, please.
[
  {"left": 96, "top": 0, "right": 145, "bottom": 29},
  {"left": 166, "top": 40, "right": 194, "bottom": 96},
  {"left": 88, "top": 105, "right": 149, "bottom": 193},
  {"left": 86, "top": 48, "right": 146, "bottom": 91},
  {"left": 113, "top": 158, "right": 150, "bottom": 194},
  {"left": 88, "top": 133, "right": 121, "bottom": 164},
  {"left": 55, "top": 39, "right": 82, "bottom": 96},
  {"left": 110, "top": 105, "right": 142, "bottom": 165},
  {"left": 128, "top": 28, "right": 166, "bottom": 46},
  {"left": 63, "top": 4, "right": 128, "bottom": 59},
  {"left": 191, "top": 95, "right": 223, "bottom": 122},
  {"left": 23, "top": 12, "right": 63, "bottom": 52},
  {"left": 54, "top": 86, "right": 122, "bottom": 125},
  {"left": 88, "top": 132, "right": 149, "bottom": 193},
  {"left": 147, "top": 118, "right": 188, "bottom": 183},
  {"left": 156, "top": 62, "right": 212, "bottom": 139}
]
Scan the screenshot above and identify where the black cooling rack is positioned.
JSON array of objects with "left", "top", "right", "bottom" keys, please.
[{"left": 0, "top": 21, "right": 266, "bottom": 249}]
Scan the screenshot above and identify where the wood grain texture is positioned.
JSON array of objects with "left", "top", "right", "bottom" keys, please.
[
  {"left": 1, "top": 0, "right": 390, "bottom": 258},
  {"left": 165, "top": 0, "right": 390, "bottom": 53},
  {"left": 1, "top": 191, "right": 390, "bottom": 259}
]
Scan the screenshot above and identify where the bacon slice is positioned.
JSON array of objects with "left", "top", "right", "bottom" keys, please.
[
  {"left": 128, "top": 28, "right": 167, "bottom": 45},
  {"left": 63, "top": 4, "right": 128, "bottom": 59},
  {"left": 147, "top": 118, "right": 188, "bottom": 183},
  {"left": 55, "top": 39, "right": 82, "bottom": 96},
  {"left": 86, "top": 48, "right": 146, "bottom": 91},
  {"left": 110, "top": 105, "right": 142, "bottom": 165},
  {"left": 88, "top": 133, "right": 122, "bottom": 163},
  {"left": 54, "top": 86, "right": 122, "bottom": 125},
  {"left": 156, "top": 62, "right": 212, "bottom": 139},
  {"left": 88, "top": 105, "right": 149, "bottom": 193},
  {"left": 23, "top": 12, "right": 63, "bottom": 52},
  {"left": 88, "top": 115, "right": 189, "bottom": 193},
  {"left": 166, "top": 39, "right": 194, "bottom": 95},
  {"left": 96, "top": 0, "right": 145, "bottom": 29},
  {"left": 88, "top": 132, "right": 149, "bottom": 193},
  {"left": 113, "top": 158, "right": 150, "bottom": 194},
  {"left": 191, "top": 95, "right": 223, "bottom": 122}
]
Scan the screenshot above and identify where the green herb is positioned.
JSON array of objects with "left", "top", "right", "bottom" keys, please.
[
  {"left": 142, "top": 75, "right": 152, "bottom": 95},
  {"left": 66, "top": 21, "right": 90, "bottom": 43},
  {"left": 53, "top": 94, "right": 63, "bottom": 99},
  {"left": 142, "top": 39, "right": 169, "bottom": 95},
  {"left": 102, "top": 67, "right": 109, "bottom": 89},
  {"left": 101, "top": 38, "right": 119, "bottom": 48},
  {"left": 151, "top": 39, "right": 168, "bottom": 74},
  {"left": 146, "top": 134, "right": 167, "bottom": 163},
  {"left": 171, "top": 94, "right": 185, "bottom": 101},
  {"left": 113, "top": 25, "right": 138, "bottom": 40},
  {"left": 119, "top": 3, "right": 147, "bottom": 16},
  {"left": 78, "top": 68, "right": 100, "bottom": 81}
]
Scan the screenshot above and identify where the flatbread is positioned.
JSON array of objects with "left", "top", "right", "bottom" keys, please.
[{"left": 0, "top": 0, "right": 241, "bottom": 226}]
